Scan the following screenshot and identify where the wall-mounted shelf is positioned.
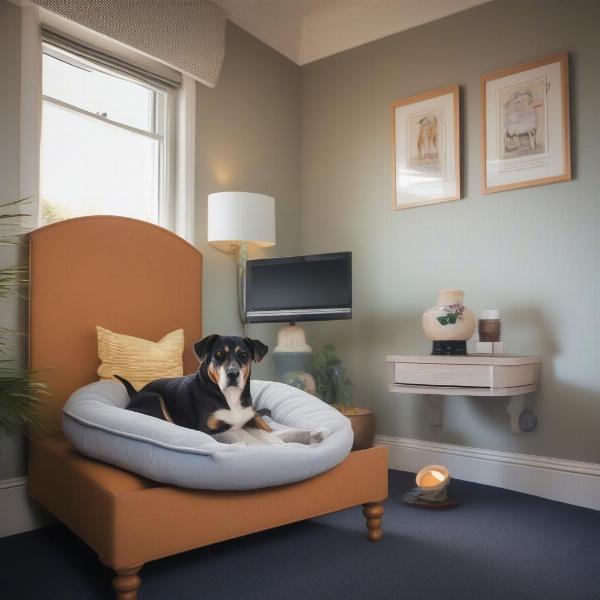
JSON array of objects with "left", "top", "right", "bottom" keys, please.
[{"left": 385, "top": 354, "right": 541, "bottom": 433}]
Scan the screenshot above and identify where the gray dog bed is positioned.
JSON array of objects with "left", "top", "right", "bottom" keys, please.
[{"left": 63, "top": 380, "right": 353, "bottom": 490}]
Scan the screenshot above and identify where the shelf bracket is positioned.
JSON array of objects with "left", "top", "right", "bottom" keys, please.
[
  {"left": 426, "top": 395, "right": 443, "bottom": 427},
  {"left": 506, "top": 395, "right": 525, "bottom": 434}
]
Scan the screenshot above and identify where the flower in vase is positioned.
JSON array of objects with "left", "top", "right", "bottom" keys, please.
[{"left": 436, "top": 304, "right": 465, "bottom": 326}]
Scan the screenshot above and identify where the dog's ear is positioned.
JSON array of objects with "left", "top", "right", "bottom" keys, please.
[
  {"left": 193, "top": 334, "right": 219, "bottom": 363},
  {"left": 244, "top": 338, "right": 268, "bottom": 363}
]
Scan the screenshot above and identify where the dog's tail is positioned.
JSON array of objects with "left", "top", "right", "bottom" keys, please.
[{"left": 114, "top": 375, "right": 137, "bottom": 399}]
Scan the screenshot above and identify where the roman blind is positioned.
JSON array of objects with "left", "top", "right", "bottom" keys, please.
[
  {"left": 33, "top": 0, "right": 226, "bottom": 88},
  {"left": 41, "top": 27, "right": 180, "bottom": 90}
]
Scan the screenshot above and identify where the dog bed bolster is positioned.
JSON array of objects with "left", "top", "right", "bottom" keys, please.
[{"left": 63, "top": 380, "right": 353, "bottom": 490}]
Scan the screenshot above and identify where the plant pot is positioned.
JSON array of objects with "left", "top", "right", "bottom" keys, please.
[{"left": 339, "top": 407, "right": 375, "bottom": 451}]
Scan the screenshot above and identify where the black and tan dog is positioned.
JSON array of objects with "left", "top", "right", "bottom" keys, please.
[{"left": 116, "top": 334, "right": 320, "bottom": 445}]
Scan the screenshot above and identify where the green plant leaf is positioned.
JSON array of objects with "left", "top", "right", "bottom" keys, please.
[
  {"left": 0, "top": 368, "right": 51, "bottom": 436},
  {"left": 312, "top": 343, "right": 353, "bottom": 407},
  {"left": 0, "top": 197, "right": 33, "bottom": 209},
  {"left": 0, "top": 197, "right": 48, "bottom": 436}
]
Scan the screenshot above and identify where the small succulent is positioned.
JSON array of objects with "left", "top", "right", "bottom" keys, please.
[{"left": 312, "top": 343, "right": 353, "bottom": 410}]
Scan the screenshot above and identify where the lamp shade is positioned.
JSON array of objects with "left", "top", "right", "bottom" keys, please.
[{"left": 208, "top": 191, "right": 276, "bottom": 252}]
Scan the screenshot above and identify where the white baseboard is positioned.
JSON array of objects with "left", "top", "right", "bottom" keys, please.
[
  {"left": 1, "top": 440, "right": 598, "bottom": 539},
  {"left": 0, "top": 477, "right": 52, "bottom": 538},
  {"left": 377, "top": 435, "right": 600, "bottom": 511}
]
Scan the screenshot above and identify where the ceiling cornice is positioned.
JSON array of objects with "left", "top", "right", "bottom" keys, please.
[{"left": 214, "top": 0, "right": 491, "bottom": 65}]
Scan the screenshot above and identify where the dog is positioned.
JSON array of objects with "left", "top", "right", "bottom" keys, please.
[{"left": 116, "top": 334, "right": 325, "bottom": 445}]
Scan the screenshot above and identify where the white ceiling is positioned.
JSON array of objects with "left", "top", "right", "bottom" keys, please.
[{"left": 213, "top": 0, "right": 491, "bottom": 65}]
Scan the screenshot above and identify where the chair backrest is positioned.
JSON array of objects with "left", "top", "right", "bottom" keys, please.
[{"left": 29, "top": 216, "right": 203, "bottom": 419}]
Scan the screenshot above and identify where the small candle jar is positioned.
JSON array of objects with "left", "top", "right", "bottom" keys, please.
[
  {"left": 478, "top": 309, "right": 501, "bottom": 342},
  {"left": 416, "top": 465, "right": 450, "bottom": 500}
]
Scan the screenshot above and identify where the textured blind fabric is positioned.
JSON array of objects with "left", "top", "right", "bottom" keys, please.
[
  {"left": 33, "top": 0, "right": 226, "bottom": 88},
  {"left": 42, "top": 28, "right": 180, "bottom": 89}
]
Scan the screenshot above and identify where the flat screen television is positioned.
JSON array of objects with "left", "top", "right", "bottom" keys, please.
[{"left": 245, "top": 252, "right": 352, "bottom": 323}]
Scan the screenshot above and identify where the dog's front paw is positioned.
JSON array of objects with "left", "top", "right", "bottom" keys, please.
[
  {"left": 309, "top": 427, "right": 331, "bottom": 444},
  {"left": 275, "top": 429, "right": 310, "bottom": 444}
]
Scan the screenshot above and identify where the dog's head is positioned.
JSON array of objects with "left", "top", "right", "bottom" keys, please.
[{"left": 193, "top": 335, "right": 268, "bottom": 393}]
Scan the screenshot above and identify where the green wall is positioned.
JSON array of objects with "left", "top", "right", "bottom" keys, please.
[
  {"left": 0, "top": 14, "right": 301, "bottom": 479},
  {"left": 196, "top": 22, "right": 302, "bottom": 381},
  {"left": 2, "top": 0, "right": 599, "bottom": 484},
  {"left": 0, "top": 0, "right": 28, "bottom": 480},
  {"left": 300, "top": 0, "right": 600, "bottom": 462}
]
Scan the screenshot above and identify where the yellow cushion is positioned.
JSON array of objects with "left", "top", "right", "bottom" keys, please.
[{"left": 96, "top": 326, "right": 184, "bottom": 390}]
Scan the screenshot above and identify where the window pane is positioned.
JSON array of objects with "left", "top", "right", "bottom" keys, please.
[
  {"left": 42, "top": 51, "right": 155, "bottom": 132},
  {"left": 40, "top": 102, "right": 160, "bottom": 225}
]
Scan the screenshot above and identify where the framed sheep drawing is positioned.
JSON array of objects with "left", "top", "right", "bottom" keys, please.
[
  {"left": 391, "top": 85, "right": 460, "bottom": 210},
  {"left": 481, "top": 52, "right": 571, "bottom": 194}
]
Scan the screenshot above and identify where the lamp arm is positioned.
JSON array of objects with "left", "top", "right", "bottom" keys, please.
[{"left": 237, "top": 241, "right": 248, "bottom": 331}]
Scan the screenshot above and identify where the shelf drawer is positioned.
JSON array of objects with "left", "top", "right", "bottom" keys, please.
[
  {"left": 394, "top": 363, "right": 490, "bottom": 387},
  {"left": 393, "top": 362, "right": 537, "bottom": 389}
]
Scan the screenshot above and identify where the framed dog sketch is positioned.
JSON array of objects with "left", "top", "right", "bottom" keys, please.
[
  {"left": 481, "top": 52, "right": 571, "bottom": 194},
  {"left": 391, "top": 85, "right": 460, "bottom": 210}
]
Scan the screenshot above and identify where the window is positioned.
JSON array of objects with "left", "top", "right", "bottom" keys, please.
[{"left": 40, "top": 44, "right": 174, "bottom": 227}]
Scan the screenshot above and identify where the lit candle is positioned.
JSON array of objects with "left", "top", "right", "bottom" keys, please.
[
  {"left": 402, "top": 464, "right": 456, "bottom": 508},
  {"left": 416, "top": 465, "right": 450, "bottom": 493}
]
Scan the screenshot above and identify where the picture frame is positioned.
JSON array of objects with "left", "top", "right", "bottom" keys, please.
[
  {"left": 481, "top": 52, "right": 571, "bottom": 194},
  {"left": 391, "top": 85, "right": 460, "bottom": 210}
]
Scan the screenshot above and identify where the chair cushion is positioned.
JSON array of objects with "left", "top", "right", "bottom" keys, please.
[{"left": 63, "top": 380, "right": 353, "bottom": 490}]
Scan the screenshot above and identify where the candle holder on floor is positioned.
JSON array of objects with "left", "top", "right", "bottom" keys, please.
[{"left": 401, "top": 465, "right": 458, "bottom": 509}]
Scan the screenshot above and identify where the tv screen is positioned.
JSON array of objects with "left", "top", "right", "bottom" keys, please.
[{"left": 245, "top": 252, "right": 352, "bottom": 323}]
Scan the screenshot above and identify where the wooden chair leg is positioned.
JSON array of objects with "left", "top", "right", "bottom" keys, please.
[
  {"left": 113, "top": 565, "right": 143, "bottom": 600},
  {"left": 362, "top": 502, "right": 384, "bottom": 542}
]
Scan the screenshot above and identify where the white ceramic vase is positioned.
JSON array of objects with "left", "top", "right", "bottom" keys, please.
[{"left": 422, "top": 289, "right": 476, "bottom": 355}]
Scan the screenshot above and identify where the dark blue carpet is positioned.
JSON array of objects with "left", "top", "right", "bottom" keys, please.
[{"left": 1, "top": 470, "right": 599, "bottom": 600}]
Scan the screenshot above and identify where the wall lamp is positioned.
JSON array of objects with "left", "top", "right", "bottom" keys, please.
[{"left": 207, "top": 191, "right": 276, "bottom": 324}]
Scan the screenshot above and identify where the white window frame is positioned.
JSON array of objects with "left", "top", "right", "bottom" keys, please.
[
  {"left": 41, "top": 44, "right": 176, "bottom": 230},
  {"left": 20, "top": 5, "right": 196, "bottom": 244}
]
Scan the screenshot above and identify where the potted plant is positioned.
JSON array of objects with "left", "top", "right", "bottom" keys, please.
[
  {"left": 312, "top": 343, "right": 375, "bottom": 450},
  {"left": 0, "top": 199, "right": 48, "bottom": 437}
]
